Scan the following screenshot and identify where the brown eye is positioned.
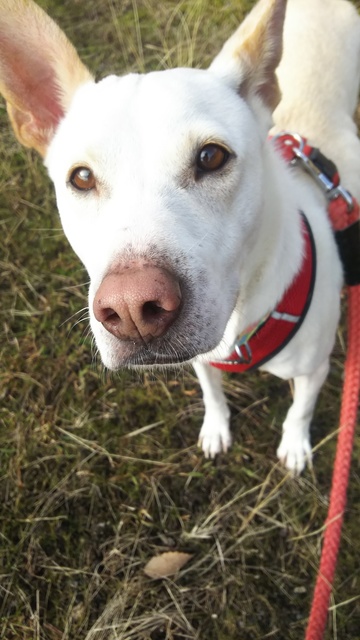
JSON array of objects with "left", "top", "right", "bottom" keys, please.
[
  {"left": 196, "top": 143, "right": 230, "bottom": 174},
  {"left": 70, "top": 166, "right": 96, "bottom": 191}
]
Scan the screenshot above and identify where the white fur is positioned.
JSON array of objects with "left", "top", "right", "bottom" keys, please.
[{"left": 1, "top": 0, "right": 360, "bottom": 473}]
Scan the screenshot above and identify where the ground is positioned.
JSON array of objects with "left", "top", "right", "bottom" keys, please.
[{"left": 0, "top": 1, "right": 360, "bottom": 639}]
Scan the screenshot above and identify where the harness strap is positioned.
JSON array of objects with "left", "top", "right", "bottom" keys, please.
[{"left": 211, "top": 212, "right": 316, "bottom": 372}]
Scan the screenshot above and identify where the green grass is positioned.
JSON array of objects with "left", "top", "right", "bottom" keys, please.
[{"left": 1, "top": 1, "right": 360, "bottom": 639}]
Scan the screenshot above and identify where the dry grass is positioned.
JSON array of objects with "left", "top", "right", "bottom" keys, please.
[{"left": 1, "top": 1, "right": 360, "bottom": 639}]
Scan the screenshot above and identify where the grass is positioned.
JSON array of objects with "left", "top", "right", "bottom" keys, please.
[{"left": 1, "top": 0, "right": 360, "bottom": 638}]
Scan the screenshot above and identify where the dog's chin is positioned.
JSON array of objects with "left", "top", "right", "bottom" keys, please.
[
  {"left": 99, "top": 345, "right": 198, "bottom": 370},
  {"left": 96, "top": 336, "right": 217, "bottom": 370},
  {"left": 124, "top": 351, "right": 193, "bottom": 369}
]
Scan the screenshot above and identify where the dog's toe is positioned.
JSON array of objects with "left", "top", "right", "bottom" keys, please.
[
  {"left": 277, "top": 432, "right": 312, "bottom": 474},
  {"left": 198, "top": 421, "right": 232, "bottom": 458}
]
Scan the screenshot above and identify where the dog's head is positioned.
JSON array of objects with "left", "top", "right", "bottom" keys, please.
[{"left": 0, "top": 0, "right": 286, "bottom": 369}]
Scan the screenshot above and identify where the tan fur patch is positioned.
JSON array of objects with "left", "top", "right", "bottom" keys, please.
[{"left": 0, "top": 0, "right": 94, "bottom": 155}]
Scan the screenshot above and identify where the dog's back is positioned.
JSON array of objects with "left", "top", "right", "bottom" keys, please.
[{"left": 273, "top": 0, "right": 360, "bottom": 199}]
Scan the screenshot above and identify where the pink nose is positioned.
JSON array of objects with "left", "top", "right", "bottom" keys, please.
[{"left": 93, "top": 265, "right": 182, "bottom": 343}]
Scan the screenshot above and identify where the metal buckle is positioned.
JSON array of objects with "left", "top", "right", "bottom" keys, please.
[
  {"left": 234, "top": 340, "right": 252, "bottom": 364},
  {"left": 274, "top": 131, "right": 354, "bottom": 212},
  {"left": 293, "top": 145, "right": 354, "bottom": 211},
  {"left": 327, "top": 185, "right": 354, "bottom": 211},
  {"left": 272, "top": 131, "right": 304, "bottom": 159},
  {"left": 292, "top": 144, "right": 336, "bottom": 191}
]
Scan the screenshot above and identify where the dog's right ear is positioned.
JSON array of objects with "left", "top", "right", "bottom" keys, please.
[
  {"left": 209, "top": 0, "right": 287, "bottom": 112},
  {"left": 0, "top": 0, "right": 94, "bottom": 157}
]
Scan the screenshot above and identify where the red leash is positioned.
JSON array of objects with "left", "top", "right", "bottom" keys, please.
[
  {"left": 268, "top": 133, "right": 360, "bottom": 636},
  {"left": 305, "top": 284, "right": 360, "bottom": 639},
  {"left": 271, "top": 134, "right": 360, "bottom": 638}
]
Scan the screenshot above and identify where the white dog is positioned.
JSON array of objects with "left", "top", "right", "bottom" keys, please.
[{"left": 1, "top": 0, "right": 360, "bottom": 473}]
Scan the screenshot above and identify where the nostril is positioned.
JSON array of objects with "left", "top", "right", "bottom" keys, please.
[
  {"left": 100, "top": 306, "right": 120, "bottom": 323},
  {"left": 142, "top": 300, "right": 167, "bottom": 319}
]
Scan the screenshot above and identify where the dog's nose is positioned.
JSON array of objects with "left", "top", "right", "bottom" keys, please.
[{"left": 93, "top": 265, "right": 182, "bottom": 343}]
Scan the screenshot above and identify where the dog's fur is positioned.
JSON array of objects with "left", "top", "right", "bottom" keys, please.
[{"left": 1, "top": 0, "right": 360, "bottom": 473}]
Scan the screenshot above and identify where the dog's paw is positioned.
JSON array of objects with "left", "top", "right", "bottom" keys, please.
[
  {"left": 198, "top": 420, "right": 232, "bottom": 458},
  {"left": 277, "top": 430, "right": 312, "bottom": 474}
]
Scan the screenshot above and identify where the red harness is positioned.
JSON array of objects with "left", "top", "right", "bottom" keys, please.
[
  {"left": 210, "top": 132, "right": 360, "bottom": 373},
  {"left": 211, "top": 213, "right": 316, "bottom": 372}
]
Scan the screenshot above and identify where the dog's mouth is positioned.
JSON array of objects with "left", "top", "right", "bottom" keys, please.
[
  {"left": 96, "top": 330, "right": 211, "bottom": 370},
  {"left": 122, "top": 347, "right": 196, "bottom": 368}
]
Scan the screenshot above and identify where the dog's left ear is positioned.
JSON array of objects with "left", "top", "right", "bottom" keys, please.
[
  {"left": 0, "top": 0, "right": 94, "bottom": 157},
  {"left": 209, "top": 0, "right": 287, "bottom": 111}
]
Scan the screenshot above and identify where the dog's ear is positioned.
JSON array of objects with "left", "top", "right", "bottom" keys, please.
[
  {"left": 0, "top": 0, "right": 94, "bottom": 157},
  {"left": 209, "top": 0, "right": 286, "bottom": 111}
]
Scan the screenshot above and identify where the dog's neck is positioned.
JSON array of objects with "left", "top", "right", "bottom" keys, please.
[{"left": 221, "top": 140, "right": 306, "bottom": 354}]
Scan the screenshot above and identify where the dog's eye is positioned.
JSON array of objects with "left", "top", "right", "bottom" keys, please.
[
  {"left": 196, "top": 143, "right": 230, "bottom": 174},
  {"left": 70, "top": 166, "right": 96, "bottom": 191}
]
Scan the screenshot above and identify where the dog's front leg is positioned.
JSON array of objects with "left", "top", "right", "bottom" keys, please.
[
  {"left": 194, "top": 362, "right": 231, "bottom": 458},
  {"left": 277, "top": 359, "right": 330, "bottom": 474}
]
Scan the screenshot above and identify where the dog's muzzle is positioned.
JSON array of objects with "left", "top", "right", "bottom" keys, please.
[{"left": 91, "top": 256, "right": 234, "bottom": 368}]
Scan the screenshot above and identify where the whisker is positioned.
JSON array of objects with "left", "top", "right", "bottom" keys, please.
[{"left": 60, "top": 306, "right": 90, "bottom": 328}]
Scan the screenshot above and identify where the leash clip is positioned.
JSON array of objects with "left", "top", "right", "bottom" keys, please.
[
  {"left": 289, "top": 137, "right": 354, "bottom": 211},
  {"left": 327, "top": 184, "right": 354, "bottom": 211},
  {"left": 274, "top": 131, "right": 354, "bottom": 211},
  {"left": 293, "top": 144, "right": 333, "bottom": 189},
  {"left": 293, "top": 144, "right": 350, "bottom": 201}
]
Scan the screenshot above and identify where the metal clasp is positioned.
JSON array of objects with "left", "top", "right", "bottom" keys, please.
[
  {"left": 273, "top": 131, "right": 354, "bottom": 211},
  {"left": 292, "top": 145, "right": 353, "bottom": 210},
  {"left": 234, "top": 340, "right": 252, "bottom": 364}
]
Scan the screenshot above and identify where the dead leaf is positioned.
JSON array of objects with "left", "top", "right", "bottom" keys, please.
[{"left": 144, "top": 551, "right": 193, "bottom": 579}]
